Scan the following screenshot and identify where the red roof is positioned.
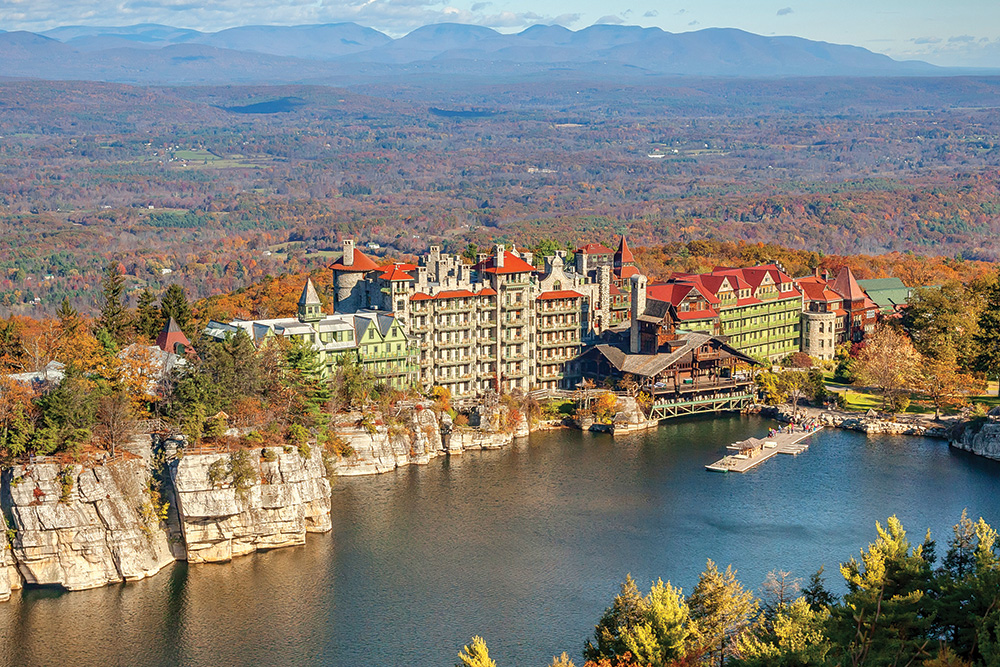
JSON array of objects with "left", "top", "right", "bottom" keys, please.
[
  {"left": 379, "top": 262, "right": 417, "bottom": 272},
  {"left": 609, "top": 284, "right": 624, "bottom": 296},
  {"left": 156, "top": 317, "right": 192, "bottom": 354},
  {"left": 435, "top": 289, "right": 476, "bottom": 299},
  {"left": 616, "top": 265, "right": 641, "bottom": 280},
  {"left": 410, "top": 292, "right": 432, "bottom": 302},
  {"left": 538, "top": 290, "right": 583, "bottom": 300},
  {"left": 614, "top": 235, "right": 635, "bottom": 264},
  {"left": 796, "top": 276, "right": 842, "bottom": 303},
  {"left": 479, "top": 288, "right": 497, "bottom": 296},
  {"left": 832, "top": 267, "right": 867, "bottom": 301},
  {"left": 329, "top": 248, "right": 381, "bottom": 272},
  {"left": 378, "top": 265, "right": 416, "bottom": 281},
  {"left": 577, "top": 242, "right": 613, "bottom": 255},
  {"left": 474, "top": 251, "right": 536, "bottom": 275},
  {"left": 676, "top": 309, "right": 719, "bottom": 320}
]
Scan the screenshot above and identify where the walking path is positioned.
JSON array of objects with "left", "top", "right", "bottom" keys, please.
[{"left": 705, "top": 425, "right": 822, "bottom": 473}]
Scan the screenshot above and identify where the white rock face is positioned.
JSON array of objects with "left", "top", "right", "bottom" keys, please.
[
  {"left": 0, "top": 512, "right": 22, "bottom": 602},
  {"left": 333, "top": 407, "right": 444, "bottom": 475},
  {"left": 2, "top": 459, "right": 174, "bottom": 591},
  {"left": 171, "top": 447, "right": 332, "bottom": 564},
  {"left": 951, "top": 420, "right": 1000, "bottom": 461}
]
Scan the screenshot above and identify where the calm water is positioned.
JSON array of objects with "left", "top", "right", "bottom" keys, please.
[{"left": 2, "top": 416, "right": 999, "bottom": 666}]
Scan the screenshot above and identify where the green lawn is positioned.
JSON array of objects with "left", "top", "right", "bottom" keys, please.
[{"left": 822, "top": 372, "right": 999, "bottom": 416}]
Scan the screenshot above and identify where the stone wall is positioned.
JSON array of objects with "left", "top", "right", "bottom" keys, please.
[
  {"left": 170, "top": 447, "right": 332, "bottom": 564},
  {"left": 950, "top": 419, "right": 1000, "bottom": 461},
  {"left": 1, "top": 459, "right": 175, "bottom": 591}
]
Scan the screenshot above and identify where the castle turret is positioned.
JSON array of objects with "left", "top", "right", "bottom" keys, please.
[
  {"left": 330, "top": 239, "right": 380, "bottom": 313},
  {"left": 298, "top": 278, "right": 322, "bottom": 322}
]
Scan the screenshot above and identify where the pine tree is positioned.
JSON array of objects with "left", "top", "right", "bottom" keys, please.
[
  {"left": 827, "top": 516, "right": 935, "bottom": 667},
  {"left": 622, "top": 579, "right": 693, "bottom": 665},
  {"left": 160, "top": 284, "right": 192, "bottom": 334},
  {"left": 688, "top": 559, "right": 758, "bottom": 667},
  {"left": 97, "top": 264, "right": 131, "bottom": 345},
  {"left": 801, "top": 566, "right": 837, "bottom": 612},
  {"left": 0, "top": 319, "right": 26, "bottom": 372},
  {"left": 456, "top": 636, "right": 496, "bottom": 667},
  {"left": 135, "top": 289, "right": 161, "bottom": 341},
  {"left": 584, "top": 574, "right": 649, "bottom": 661}
]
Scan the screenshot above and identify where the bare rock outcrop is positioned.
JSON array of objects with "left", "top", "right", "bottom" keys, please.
[
  {"left": 332, "top": 406, "right": 444, "bottom": 475},
  {"left": 0, "top": 512, "right": 22, "bottom": 602},
  {"left": 170, "top": 447, "right": 332, "bottom": 564},
  {"left": 1, "top": 459, "right": 174, "bottom": 591},
  {"left": 950, "top": 419, "right": 1000, "bottom": 461}
]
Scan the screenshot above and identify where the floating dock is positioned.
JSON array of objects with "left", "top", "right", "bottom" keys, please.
[{"left": 705, "top": 427, "right": 821, "bottom": 473}]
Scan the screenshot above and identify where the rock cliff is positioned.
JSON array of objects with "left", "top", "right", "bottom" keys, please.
[
  {"left": 1, "top": 458, "right": 174, "bottom": 591},
  {"left": 950, "top": 419, "right": 1000, "bottom": 461},
  {"left": 1, "top": 512, "right": 21, "bottom": 602},
  {"left": 332, "top": 407, "right": 442, "bottom": 476},
  {"left": 170, "top": 447, "right": 332, "bottom": 564}
]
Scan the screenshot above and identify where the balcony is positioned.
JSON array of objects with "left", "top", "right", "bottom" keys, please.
[
  {"left": 436, "top": 338, "right": 474, "bottom": 349},
  {"left": 436, "top": 320, "right": 474, "bottom": 331}
]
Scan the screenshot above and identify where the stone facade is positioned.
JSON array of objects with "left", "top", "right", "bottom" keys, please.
[
  {"left": 335, "top": 241, "right": 617, "bottom": 397},
  {"left": 800, "top": 311, "right": 837, "bottom": 361}
]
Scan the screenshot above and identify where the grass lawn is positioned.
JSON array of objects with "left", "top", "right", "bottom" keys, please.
[{"left": 823, "top": 372, "right": 1000, "bottom": 416}]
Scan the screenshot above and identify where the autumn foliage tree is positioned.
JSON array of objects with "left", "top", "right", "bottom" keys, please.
[{"left": 853, "top": 324, "right": 921, "bottom": 412}]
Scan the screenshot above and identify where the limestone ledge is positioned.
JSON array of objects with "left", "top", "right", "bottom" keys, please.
[
  {"left": 170, "top": 447, "right": 332, "bottom": 564},
  {"left": 330, "top": 406, "right": 528, "bottom": 475},
  {"left": 763, "top": 405, "right": 949, "bottom": 438},
  {"left": 1, "top": 512, "right": 21, "bottom": 603},
  {"left": 1, "top": 459, "right": 174, "bottom": 592},
  {"left": 950, "top": 420, "right": 1000, "bottom": 461}
]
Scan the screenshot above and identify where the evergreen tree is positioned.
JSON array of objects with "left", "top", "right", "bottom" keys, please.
[
  {"left": 97, "top": 264, "right": 130, "bottom": 345},
  {"left": 584, "top": 574, "right": 649, "bottom": 662},
  {"left": 621, "top": 579, "right": 693, "bottom": 666},
  {"left": 801, "top": 565, "right": 837, "bottom": 612},
  {"left": 285, "top": 337, "right": 330, "bottom": 427},
  {"left": 456, "top": 636, "right": 496, "bottom": 667},
  {"left": 732, "top": 597, "right": 830, "bottom": 667},
  {"left": 160, "top": 284, "right": 192, "bottom": 334},
  {"left": 135, "top": 289, "right": 161, "bottom": 341},
  {"left": 688, "top": 559, "right": 758, "bottom": 667},
  {"left": 973, "top": 274, "right": 1000, "bottom": 396},
  {"left": 0, "top": 319, "right": 26, "bottom": 372},
  {"left": 827, "top": 516, "right": 935, "bottom": 667}
]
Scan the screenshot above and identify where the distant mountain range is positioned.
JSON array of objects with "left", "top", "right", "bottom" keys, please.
[{"left": 0, "top": 22, "right": 951, "bottom": 85}]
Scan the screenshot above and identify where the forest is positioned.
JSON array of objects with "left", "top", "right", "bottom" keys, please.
[
  {"left": 1, "top": 77, "right": 1000, "bottom": 315},
  {"left": 456, "top": 512, "right": 1000, "bottom": 667}
]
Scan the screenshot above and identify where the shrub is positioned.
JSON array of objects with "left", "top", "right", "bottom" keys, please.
[
  {"left": 454, "top": 413, "right": 470, "bottom": 427},
  {"left": 204, "top": 416, "right": 227, "bottom": 440},
  {"left": 287, "top": 423, "right": 309, "bottom": 446},
  {"left": 297, "top": 442, "right": 312, "bottom": 459},
  {"left": 57, "top": 466, "right": 74, "bottom": 503},
  {"left": 261, "top": 448, "right": 278, "bottom": 462}
]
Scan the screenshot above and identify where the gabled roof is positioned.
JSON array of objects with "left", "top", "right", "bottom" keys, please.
[
  {"left": 474, "top": 251, "right": 537, "bottom": 275},
  {"left": 615, "top": 265, "right": 641, "bottom": 280},
  {"left": 614, "top": 235, "right": 635, "bottom": 264},
  {"left": 156, "top": 317, "right": 192, "bottom": 353},
  {"left": 577, "top": 242, "right": 613, "bottom": 255},
  {"left": 378, "top": 265, "right": 416, "bottom": 281},
  {"left": 589, "top": 333, "right": 756, "bottom": 378},
  {"left": 329, "top": 247, "right": 381, "bottom": 272},
  {"left": 832, "top": 266, "right": 867, "bottom": 301},
  {"left": 795, "top": 276, "right": 843, "bottom": 303},
  {"left": 379, "top": 262, "right": 417, "bottom": 272},
  {"left": 298, "top": 278, "right": 321, "bottom": 306},
  {"left": 538, "top": 289, "right": 584, "bottom": 300}
]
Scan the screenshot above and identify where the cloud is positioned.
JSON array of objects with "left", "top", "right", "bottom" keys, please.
[
  {"left": 776, "top": 7, "right": 793, "bottom": 16},
  {"left": 948, "top": 34, "right": 975, "bottom": 43},
  {"left": 470, "top": 2, "right": 491, "bottom": 11},
  {"left": 675, "top": 9, "right": 686, "bottom": 15},
  {"left": 594, "top": 14, "right": 624, "bottom": 25},
  {"left": 912, "top": 36, "right": 942, "bottom": 44},
  {"left": 643, "top": 10, "right": 658, "bottom": 18},
  {"left": 688, "top": 20, "right": 699, "bottom": 26}
]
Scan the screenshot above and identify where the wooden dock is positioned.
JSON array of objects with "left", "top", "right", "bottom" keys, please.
[{"left": 705, "top": 427, "right": 821, "bottom": 473}]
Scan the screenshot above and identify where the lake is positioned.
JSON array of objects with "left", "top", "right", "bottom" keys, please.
[{"left": 2, "top": 415, "right": 998, "bottom": 666}]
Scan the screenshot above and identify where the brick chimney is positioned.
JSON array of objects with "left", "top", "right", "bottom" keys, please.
[{"left": 495, "top": 244, "right": 505, "bottom": 269}]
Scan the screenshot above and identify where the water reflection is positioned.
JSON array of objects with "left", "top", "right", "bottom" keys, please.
[{"left": 2, "top": 416, "right": 998, "bottom": 666}]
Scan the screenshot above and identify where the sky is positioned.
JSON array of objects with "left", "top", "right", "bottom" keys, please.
[{"left": 1, "top": 0, "right": 999, "bottom": 67}]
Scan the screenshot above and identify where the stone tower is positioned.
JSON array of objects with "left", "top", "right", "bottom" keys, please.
[{"left": 630, "top": 273, "right": 647, "bottom": 354}]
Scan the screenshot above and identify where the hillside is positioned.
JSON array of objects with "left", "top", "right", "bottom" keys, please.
[{"left": 0, "top": 22, "right": 944, "bottom": 84}]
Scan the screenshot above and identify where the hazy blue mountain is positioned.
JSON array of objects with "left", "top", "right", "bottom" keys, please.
[
  {"left": 0, "top": 22, "right": 946, "bottom": 84},
  {"left": 193, "top": 23, "right": 391, "bottom": 59}
]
